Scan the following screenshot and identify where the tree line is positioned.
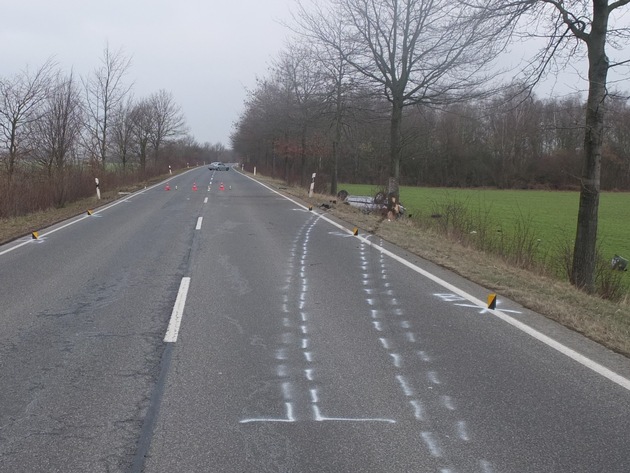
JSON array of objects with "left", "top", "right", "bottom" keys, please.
[
  {"left": 233, "top": 75, "right": 630, "bottom": 191},
  {"left": 232, "top": 43, "right": 630, "bottom": 194},
  {"left": 0, "top": 45, "right": 225, "bottom": 218},
  {"left": 231, "top": 0, "right": 630, "bottom": 293}
]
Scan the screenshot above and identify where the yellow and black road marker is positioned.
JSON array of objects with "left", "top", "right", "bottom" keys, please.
[{"left": 487, "top": 293, "right": 497, "bottom": 310}]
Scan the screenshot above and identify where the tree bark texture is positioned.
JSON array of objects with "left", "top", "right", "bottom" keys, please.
[{"left": 570, "top": 0, "right": 610, "bottom": 291}]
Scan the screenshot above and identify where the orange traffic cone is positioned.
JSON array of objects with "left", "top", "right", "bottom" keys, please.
[
  {"left": 165, "top": 183, "right": 171, "bottom": 191},
  {"left": 192, "top": 183, "right": 198, "bottom": 191}
]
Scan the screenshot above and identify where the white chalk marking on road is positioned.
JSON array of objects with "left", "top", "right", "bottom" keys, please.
[
  {"left": 246, "top": 172, "right": 630, "bottom": 392},
  {"left": 410, "top": 400, "right": 425, "bottom": 421},
  {"left": 417, "top": 350, "right": 432, "bottom": 362},
  {"left": 379, "top": 338, "right": 391, "bottom": 349},
  {"left": 195, "top": 217, "right": 203, "bottom": 230},
  {"left": 390, "top": 353, "right": 402, "bottom": 368},
  {"left": 441, "top": 395, "right": 456, "bottom": 411},
  {"left": 405, "top": 332, "right": 417, "bottom": 343},
  {"left": 457, "top": 420, "right": 470, "bottom": 441},
  {"left": 428, "top": 371, "right": 441, "bottom": 385},
  {"left": 455, "top": 302, "right": 522, "bottom": 315},
  {"left": 310, "top": 388, "right": 319, "bottom": 403},
  {"left": 396, "top": 375, "right": 414, "bottom": 396},
  {"left": 203, "top": 197, "right": 208, "bottom": 203},
  {"left": 240, "top": 402, "right": 296, "bottom": 424},
  {"left": 421, "top": 431, "right": 442, "bottom": 458},
  {"left": 163, "top": 277, "right": 191, "bottom": 343},
  {"left": 312, "top": 405, "right": 396, "bottom": 423},
  {"left": 282, "top": 382, "right": 292, "bottom": 400}
]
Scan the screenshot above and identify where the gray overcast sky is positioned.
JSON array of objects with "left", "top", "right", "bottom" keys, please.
[
  {"left": 0, "top": 0, "right": 297, "bottom": 147},
  {"left": 2, "top": 1, "right": 628, "bottom": 149}
]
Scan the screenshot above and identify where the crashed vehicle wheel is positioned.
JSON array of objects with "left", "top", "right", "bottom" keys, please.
[{"left": 337, "top": 189, "right": 349, "bottom": 201}]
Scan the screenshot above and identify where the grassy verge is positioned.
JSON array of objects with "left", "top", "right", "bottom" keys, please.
[
  {"left": 254, "top": 175, "right": 630, "bottom": 358},
  {"left": 0, "top": 177, "right": 165, "bottom": 244}
]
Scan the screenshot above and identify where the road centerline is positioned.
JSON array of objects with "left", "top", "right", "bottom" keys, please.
[{"left": 164, "top": 277, "right": 191, "bottom": 343}]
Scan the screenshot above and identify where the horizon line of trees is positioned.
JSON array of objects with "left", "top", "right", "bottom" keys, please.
[
  {"left": 0, "top": 45, "right": 229, "bottom": 218},
  {"left": 232, "top": 63, "right": 630, "bottom": 192}
]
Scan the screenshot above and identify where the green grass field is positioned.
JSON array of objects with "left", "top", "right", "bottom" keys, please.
[{"left": 340, "top": 184, "right": 630, "bottom": 284}]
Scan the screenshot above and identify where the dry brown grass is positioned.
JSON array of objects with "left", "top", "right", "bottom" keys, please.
[
  {"left": 0, "top": 179, "right": 160, "bottom": 244},
  {"left": 257, "top": 174, "right": 630, "bottom": 358}
]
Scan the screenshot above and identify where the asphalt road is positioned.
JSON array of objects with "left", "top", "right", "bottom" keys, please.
[{"left": 1, "top": 167, "right": 630, "bottom": 472}]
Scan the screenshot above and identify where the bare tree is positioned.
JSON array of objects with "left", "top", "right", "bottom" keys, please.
[
  {"left": 465, "top": 0, "right": 630, "bottom": 291},
  {"left": 291, "top": 8, "right": 355, "bottom": 195},
  {"left": 296, "top": 0, "right": 502, "bottom": 196},
  {"left": 231, "top": 79, "right": 293, "bottom": 176},
  {"left": 30, "top": 70, "right": 84, "bottom": 176},
  {"left": 149, "top": 89, "right": 186, "bottom": 166},
  {"left": 111, "top": 97, "right": 136, "bottom": 171},
  {"left": 272, "top": 43, "right": 327, "bottom": 186},
  {"left": 83, "top": 44, "right": 132, "bottom": 166},
  {"left": 208, "top": 142, "right": 226, "bottom": 163},
  {"left": 0, "top": 60, "right": 54, "bottom": 179},
  {"left": 129, "top": 98, "right": 154, "bottom": 174}
]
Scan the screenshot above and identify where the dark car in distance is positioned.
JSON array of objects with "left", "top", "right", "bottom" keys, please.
[{"left": 209, "top": 162, "right": 230, "bottom": 171}]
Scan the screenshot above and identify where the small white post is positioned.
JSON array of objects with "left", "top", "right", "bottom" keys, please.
[
  {"left": 254, "top": 166, "right": 257, "bottom": 176},
  {"left": 169, "top": 165, "right": 172, "bottom": 175},
  {"left": 309, "top": 172, "right": 316, "bottom": 198},
  {"left": 95, "top": 177, "right": 101, "bottom": 200}
]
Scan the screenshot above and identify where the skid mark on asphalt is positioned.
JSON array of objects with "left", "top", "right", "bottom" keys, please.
[
  {"left": 241, "top": 215, "right": 393, "bottom": 424},
  {"left": 358, "top": 239, "right": 492, "bottom": 472}
]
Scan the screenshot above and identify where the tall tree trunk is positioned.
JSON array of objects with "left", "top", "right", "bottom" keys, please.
[
  {"left": 331, "top": 138, "right": 339, "bottom": 196},
  {"left": 331, "top": 74, "right": 343, "bottom": 197},
  {"left": 300, "top": 129, "right": 307, "bottom": 187},
  {"left": 389, "top": 97, "right": 404, "bottom": 197},
  {"left": 570, "top": 1, "right": 609, "bottom": 292}
]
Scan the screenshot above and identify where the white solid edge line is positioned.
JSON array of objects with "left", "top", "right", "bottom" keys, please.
[
  {"left": 242, "top": 172, "right": 630, "bottom": 392},
  {"left": 164, "top": 277, "right": 191, "bottom": 343},
  {"left": 196, "top": 217, "right": 203, "bottom": 230}
]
